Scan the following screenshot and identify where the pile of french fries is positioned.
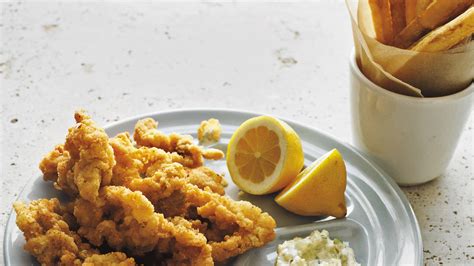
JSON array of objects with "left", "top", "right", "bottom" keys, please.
[{"left": 369, "top": 0, "right": 473, "bottom": 52}]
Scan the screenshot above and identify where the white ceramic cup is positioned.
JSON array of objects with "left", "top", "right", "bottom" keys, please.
[{"left": 349, "top": 50, "right": 473, "bottom": 186}]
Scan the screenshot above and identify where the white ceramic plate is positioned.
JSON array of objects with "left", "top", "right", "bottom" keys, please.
[{"left": 4, "top": 109, "right": 422, "bottom": 265}]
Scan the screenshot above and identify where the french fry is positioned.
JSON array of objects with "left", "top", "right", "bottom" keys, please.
[
  {"left": 411, "top": 6, "right": 474, "bottom": 52},
  {"left": 390, "top": 0, "right": 407, "bottom": 35},
  {"left": 416, "top": 0, "right": 433, "bottom": 16},
  {"left": 405, "top": 0, "right": 418, "bottom": 24},
  {"left": 421, "top": 0, "right": 472, "bottom": 29},
  {"left": 392, "top": 0, "right": 472, "bottom": 48},
  {"left": 368, "top": 0, "right": 394, "bottom": 44},
  {"left": 404, "top": 0, "right": 433, "bottom": 24}
]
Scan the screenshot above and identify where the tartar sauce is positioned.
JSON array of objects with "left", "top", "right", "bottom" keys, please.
[{"left": 276, "top": 230, "right": 360, "bottom": 266}]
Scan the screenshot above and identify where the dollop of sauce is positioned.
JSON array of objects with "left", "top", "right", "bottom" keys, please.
[{"left": 276, "top": 230, "right": 360, "bottom": 266}]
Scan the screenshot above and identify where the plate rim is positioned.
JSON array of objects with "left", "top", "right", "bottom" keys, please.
[{"left": 3, "top": 108, "right": 423, "bottom": 266}]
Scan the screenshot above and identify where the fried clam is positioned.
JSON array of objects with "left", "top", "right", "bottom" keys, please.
[
  {"left": 183, "top": 183, "right": 276, "bottom": 262},
  {"left": 20, "top": 111, "right": 276, "bottom": 265},
  {"left": 184, "top": 166, "right": 227, "bottom": 196},
  {"left": 110, "top": 132, "right": 227, "bottom": 195},
  {"left": 133, "top": 118, "right": 224, "bottom": 168},
  {"left": 39, "top": 110, "right": 116, "bottom": 203},
  {"left": 74, "top": 186, "right": 213, "bottom": 265},
  {"left": 124, "top": 173, "right": 276, "bottom": 262},
  {"left": 38, "top": 112, "right": 227, "bottom": 198},
  {"left": 197, "top": 118, "right": 222, "bottom": 145},
  {"left": 13, "top": 198, "right": 135, "bottom": 266}
]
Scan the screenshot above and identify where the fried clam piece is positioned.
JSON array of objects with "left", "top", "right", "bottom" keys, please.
[
  {"left": 185, "top": 167, "right": 227, "bottom": 196},
  {"left": 127, "top": 163, "right": 190, "bottom": 217},
  {"left": 124, "top": 162, "right": 227, "bottom": 217},
  {"left": 146, "top": 163, "right": 227, "bottom": 197},
  {"left": 109, "top": 132, "right": 178, "bottom": 186},
  {"left": 40, "top": 144, "right": 66, "bottom": 183},
  {"left": 39, "top": 111, "right": 116, "bottom": 203},
  {"left": 13, "top": 198, "right": 135, "bottom": 266},
  {"left": 110, "top": 132, "right": 227, "bottom": 195},
  {"left": 133, "top": 118, "right": 224, "bottom": 168},
  {"left": 184, "top": 184, "right": 276, "bottom": 262},
  {"left": 82, "top": 252, "right": 136, "bottom": 266},
  {"left": 197, "top": 118, "right": 222, "bottom": 145},
  {"left": 125, "top": 175, "right": 276, "bottom": 262},
  {"left": 74, "top": 186, "right": 213, "bottom": 265}
]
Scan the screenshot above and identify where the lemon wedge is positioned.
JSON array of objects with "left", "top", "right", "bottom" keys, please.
[
  {"left": 275, "top": 149, "right": 347, "bottom": 218},
  {"left": 226, "top": 116, "right": 304, "bottom": 195}
]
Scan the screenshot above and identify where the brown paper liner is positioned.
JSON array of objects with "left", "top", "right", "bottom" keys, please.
[{"left": 346, "top": 0, "right": 474, "bottom": 97}]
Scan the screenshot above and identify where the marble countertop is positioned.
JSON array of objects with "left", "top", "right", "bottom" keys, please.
[{"left": 1, "top": 1, "right": 472, "bottom": 264}]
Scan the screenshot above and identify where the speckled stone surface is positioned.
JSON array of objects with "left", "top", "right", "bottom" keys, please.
[{"left": 1, "top": 1, "right": 472, "bottom": 264}]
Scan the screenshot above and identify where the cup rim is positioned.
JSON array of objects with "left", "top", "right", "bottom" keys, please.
[{"left": 350, "top": 49, "right": 474, "bottom": 102}]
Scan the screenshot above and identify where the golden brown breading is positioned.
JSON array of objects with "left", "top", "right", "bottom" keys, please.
[
  {"left": 124, "top": 168, "right": 188, "bottom": 217},
  {"left": 197, "top": 118, "right": 222, "bottom": 144},
  {"left": 109, "top": 132, "right": 175, "bottom": 186},
  {"left": 133, "top": 118, "right": 173, "bottom": 151},
  {"left": 134, "top": 118, "right": 224, "bottom": 168},
  {"left": 185, "top": 167, "right": 227, "bottom": 196},
  {"left": 20, "top": 111, "right": 275, "bottom": 265},
  {"left": 111, "top": 132, "right": 227, "bottom": 195},
  {"left": 75, "top": 186, "right": 213, "bottom": 265},
  {"left": 39, "top": 144, "right": 66, "bottom": 182},
  {"left": 82, "top": 252, "right": 136, "bottom": 266},
  {"left": 183, "top": 184, "right": 276, "bottom": 262},
  {"left": 13, "top": 198, "right": 135, "bottom": 266},
  {"left": 39, "top": 111, "right": 116, "bottom": 203},
  {"left": 123, "top": 175, "right": 276, "bottom": 262}
]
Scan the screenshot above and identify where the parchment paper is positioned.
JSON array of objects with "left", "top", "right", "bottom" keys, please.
[{"left": 346, "top": 0, "right": 474, "bottom": 97}]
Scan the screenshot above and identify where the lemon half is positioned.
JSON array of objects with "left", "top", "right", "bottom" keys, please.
[{"left": 226, "top": 116, "right": 304, "bottom": 195}]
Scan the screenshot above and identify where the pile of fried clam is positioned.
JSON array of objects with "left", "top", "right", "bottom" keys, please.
[{"left": 14, "top": 111, "right": 276, "bottom": 266}]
